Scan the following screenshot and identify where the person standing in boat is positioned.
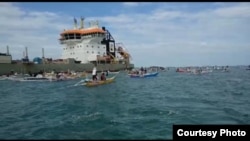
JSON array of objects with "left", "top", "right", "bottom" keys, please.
[{"left": 92, "top": 65, "right": 97, "bottom": 81}]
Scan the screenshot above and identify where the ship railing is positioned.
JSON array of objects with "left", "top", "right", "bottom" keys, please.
[{"left": 59, "top": 39, "right": 82, "bottom": 44}]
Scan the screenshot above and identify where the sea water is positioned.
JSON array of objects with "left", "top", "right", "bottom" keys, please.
[{"left": 0, "top": 67, "right": 250, "bottom": 139}]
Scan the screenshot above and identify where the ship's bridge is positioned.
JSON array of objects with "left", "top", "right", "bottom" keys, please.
[
  {"left": 59, "top": 18, "right": 106, "bottom": 44},
  {"left": 59, "top": 28, "right": 105, "bottom": 43}
]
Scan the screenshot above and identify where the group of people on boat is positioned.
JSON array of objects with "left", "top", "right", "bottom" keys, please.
[
  {"left": 92, "top": 66, "right": 107, "bottom": 81},
  {"left": 129, "top": 67, "right": 148, "bottom": 75}
]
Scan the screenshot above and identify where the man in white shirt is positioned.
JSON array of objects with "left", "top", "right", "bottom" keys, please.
[{"left": 92, "top": 66, "right": 97, "bottom": 81}]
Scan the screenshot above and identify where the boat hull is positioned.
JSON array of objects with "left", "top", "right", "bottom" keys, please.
[
  {"left": 107, "top": 71, "right": 120, "bottom": 74},
  {"left": 84, "top": 76, "right": 116, "bottom": 87},
  {"left": 129, "top": 72, "right": 159, "bottom": 78}
]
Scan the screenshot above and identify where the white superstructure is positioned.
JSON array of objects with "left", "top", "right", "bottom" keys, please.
[
  {"left": 59, "top": 18, "right": 112, "bottom": 63},
  {"left": 59, "top": 17, "right": 132, "bottom": 65}
]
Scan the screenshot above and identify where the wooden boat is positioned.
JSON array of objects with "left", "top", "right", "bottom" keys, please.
[
  {"left": 128, "top": 72, "right": 159, "bottom": 78},
  {"left": 83, "top": 76, "right": 116, "bottom": 87}
]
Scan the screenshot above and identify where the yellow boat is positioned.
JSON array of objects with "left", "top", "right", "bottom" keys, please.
[{"left": 83, "top": 76, "right": 116, "bottom": 87}]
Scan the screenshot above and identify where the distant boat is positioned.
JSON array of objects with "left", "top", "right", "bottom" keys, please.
[
  {"left": 12, "top": 76, "right": 56, "bottom": 82},
  {"left": 129, "top": 72, "right": 159, "bottom": 78},
  {"left": 17, "top": 77, "right": 56, "bottom": 82},
  {"left": 149, "top": 66, "right": 166, "bottom": 72},
  {"left": 107, "top": 70, "right": 120, "bottom": 74},
  {"left": 246, "top": 65, "right": 250, "bottom": 70},
  {"left": 9, "top": 74, "right": 65, "bottom": 82},
  {"left": 176, "top": 68, "right": 187, "bottom": 73},
  {"left": 192, "top": 70, "right": 212, "bottom": 75},
  {"left": 221, "top": 69, "right": 230, "bottom": 72}
]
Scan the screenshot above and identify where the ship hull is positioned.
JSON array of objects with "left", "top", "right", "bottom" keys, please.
[{"left": 0, "top": 63, "right": 134, "bottom": 75}]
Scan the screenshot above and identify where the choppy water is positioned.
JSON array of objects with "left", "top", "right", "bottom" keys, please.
[{"left": 0, "top": 67, "right": 250, "bottom": 139}]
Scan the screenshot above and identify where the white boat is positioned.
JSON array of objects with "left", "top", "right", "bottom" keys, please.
[
  {"left": 11, "top": 74, "right": 56, "bottom": 82},
  {"left": 107, "top": 70, "right": 120, "bottom": 74},
  {"left": 0, "top": 76, "right": 8, "bottom": 81},
  {"left": 17, "top": 77, "right": 56, "bottom": 82},
  {"left": 192, "top": 69, "right": 212, "bottom": 75},
  {"left": 0, "top": 74, "right": 30, "bottom": 81}
]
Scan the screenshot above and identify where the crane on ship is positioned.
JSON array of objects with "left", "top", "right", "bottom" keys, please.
[
  {"left": 116, "top": 43, "right": 132, "bottom": 66},
  {"left": 107, "top": 52, "right": 119, "bottom": 64}
]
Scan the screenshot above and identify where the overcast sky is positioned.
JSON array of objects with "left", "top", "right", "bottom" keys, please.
[{"left": 0, "top": 2, "right": 249, "bottom": 67}]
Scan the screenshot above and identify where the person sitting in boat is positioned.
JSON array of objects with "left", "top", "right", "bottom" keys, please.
[
  {"left": 136, "top": 70, "right": 139, "bottom": 75},
  {"left": 100, "top": 72, "right": 106, "bottom": 81},
  {"left": 140, "top": 67, "right": 144, "bottom": 75},
  {"left": 92, "top": 66, "right": 97, "bottom": 81},
  {"left": 140, "top": 67, "right": 144, "bottom": 71}
]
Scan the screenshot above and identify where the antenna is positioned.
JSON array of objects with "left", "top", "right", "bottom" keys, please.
[
  {"left": 96, "top": 20, "right": 99, "bottom": 27},
  {"left": 74, "top": 17, "right": 77, "bottom": 29},
  {"left": 42, "top": 48, "right": 45, "bottom": 58},
  {"left": 80, "top": 16, "right": 85, "bottom": 29},
  {"left": 6, "top": 45, "right": 9, "bottom": 55},
  {"left": 25, "top": 46, "right": 28, "bottom": 59}
]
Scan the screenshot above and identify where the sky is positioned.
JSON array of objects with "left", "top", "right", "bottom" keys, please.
[{"left": 0, "top": 2, "right": 249, "bottom": 67}]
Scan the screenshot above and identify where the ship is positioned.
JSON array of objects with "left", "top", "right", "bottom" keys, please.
[{"left": 0, "top": 17, "right": 134, "bottom": 75}]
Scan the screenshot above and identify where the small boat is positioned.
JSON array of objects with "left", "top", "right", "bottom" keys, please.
[
  {"left": 192, "top": 70, "right": 210, "bottom": 75},
  {"left": 129, "top": 72, "right": 159, "bottom": 78},
  {"left": 149, "top": 66, "right": 167, "bottom": 72},
  {"left": 13, "top": 77, "right": 56, "bottom": 82},
  {"left": 11, "top": 74, "right": 57, "bottom": 82},
  {"left": 246, "top": 65, "right": 250, "bottom": 70},
  {"left": 0, "top": 76, "right": 8, "bottom": 81},
  {"left": 83, "top": 76, "right": 116, "bottom": 87},
  {"left": 107, "top": 70, "right": 120, "bottom": 74},
  {"left": 176, "top": 68, "right": 187, "bottom": 73},
  {"left": 221, "top": 68, "right": 230, "bottom": 72}
]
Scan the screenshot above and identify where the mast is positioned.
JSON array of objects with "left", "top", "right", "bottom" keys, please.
[
  {"left": 25, "top": 46, "right": 28, "bottom": 59},
  {"left": 74, "top": 17, "right": 78, "bottom": 29},
  {"left": 42, "top": 48, "right": 45, "bottom": 58},
  {"left": 80, "top": 17, "right": 84, "bottom": 29},
  {"left": 6, "top": 45, "right": 9, "bottom": 55}
]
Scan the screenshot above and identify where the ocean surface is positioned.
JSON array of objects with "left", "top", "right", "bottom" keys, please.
[{"left": 0, "top": 67, "right": 250, "bottom": 139}]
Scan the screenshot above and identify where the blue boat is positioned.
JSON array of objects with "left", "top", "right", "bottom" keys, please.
[
  {"left": 129, "top": 72, "right": 159, "bottom": 78},
  {"left": 246, "top": 65, "right": 250, "bottom": 70}
]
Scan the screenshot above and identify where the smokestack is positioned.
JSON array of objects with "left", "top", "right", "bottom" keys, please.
[
  {"left": 25, "top": 46, "right": 28, "bottom": 58},
  {"left": 42, "top": 48, "right": 45, "bottom": 58},
  {"left": 6, "top": 45, "right": 9, "bottom": 55}
]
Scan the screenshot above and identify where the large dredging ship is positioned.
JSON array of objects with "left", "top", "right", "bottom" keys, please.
[{"left": 0, "top": 17, "right": 134, "bottom": 75}]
